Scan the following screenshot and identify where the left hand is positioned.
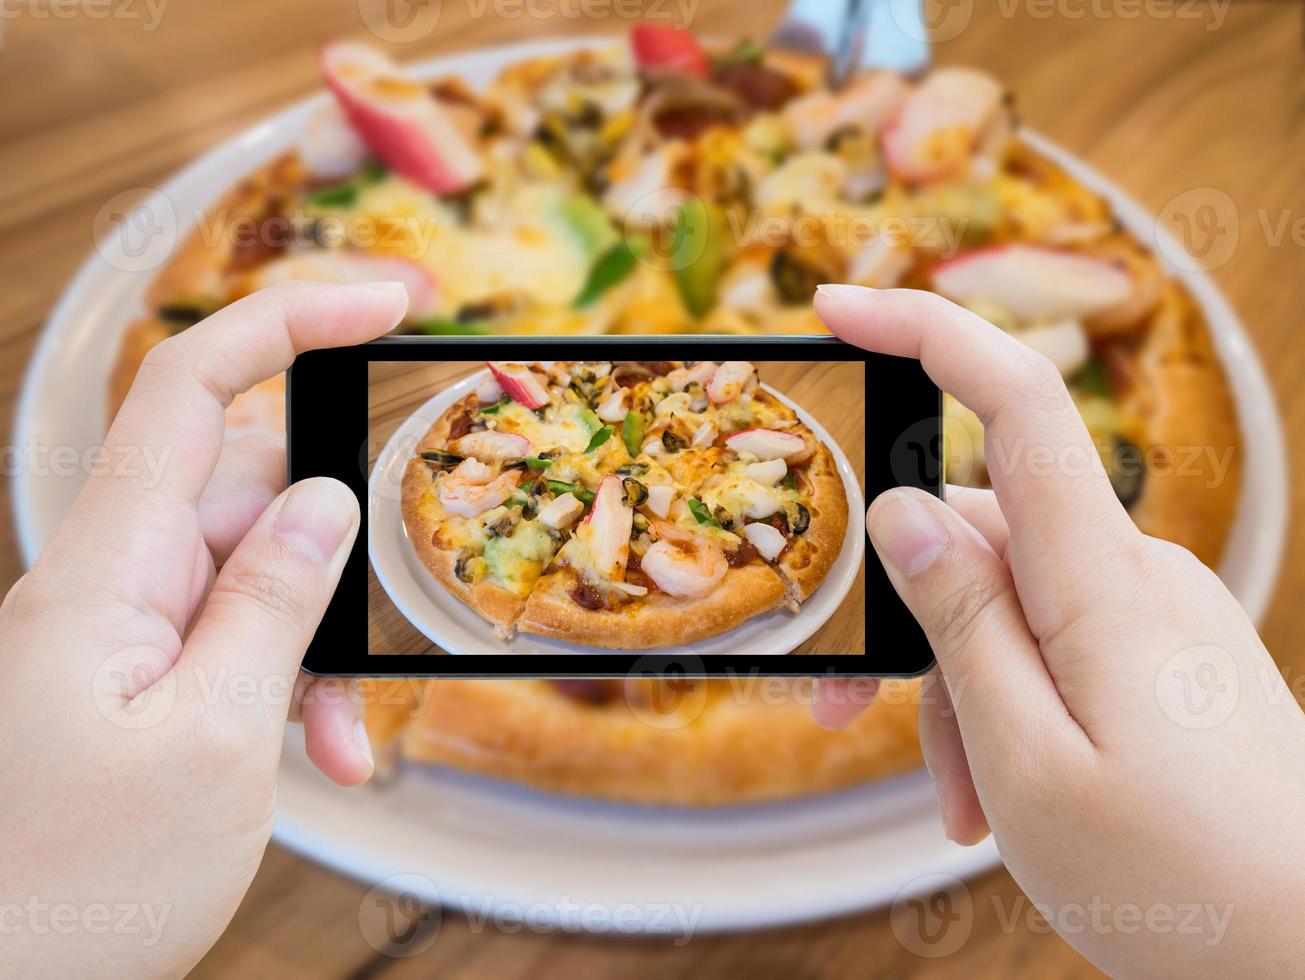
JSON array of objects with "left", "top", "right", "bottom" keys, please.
[{"left": 0, "top": 281, "right": 406, "bottom": 977}]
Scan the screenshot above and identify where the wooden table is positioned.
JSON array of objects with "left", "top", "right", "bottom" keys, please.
[
  {"left": 2, "top": 1, "right": 1302, "bottom": 976},
  {"left": 367, "top": 359, "right": 865, "bottom": 654}
]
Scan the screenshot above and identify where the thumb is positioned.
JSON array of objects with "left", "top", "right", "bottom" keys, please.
[
  {"left": 176, "top": 478, "right": 359, "bottom": 723},
  {"left": 867, "top": 488, "right": 1075, "bottom": 761}
]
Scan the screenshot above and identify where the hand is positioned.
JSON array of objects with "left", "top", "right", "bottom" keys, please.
[
  {"left": 810, "top": 285, "right": 1305, "bottom": 976},
  {"left": 0, "top": 282, "right": 407, "bottom": 977}
]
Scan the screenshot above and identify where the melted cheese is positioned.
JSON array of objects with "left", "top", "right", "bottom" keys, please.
[
  {"left": 328, "top": 176, "right": 593, "bottom": 314},
  {"left": 697, "top": 462, "right": 802, "bottom": 527},
  {"left": 493, "top": 400, "right": 597, "bottom": 454},
  {"left": 483, "top": 520, "right": 556, "bottom": 597}
]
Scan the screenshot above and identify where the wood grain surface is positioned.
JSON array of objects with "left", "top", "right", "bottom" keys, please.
[
  {"left": 367, "top": 359, "right": 865, "bottom": 654},
  {"left": 2, "top": 1, "right": 1303, "bottom": 977}
]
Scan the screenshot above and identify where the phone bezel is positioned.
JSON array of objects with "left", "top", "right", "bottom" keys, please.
[{"left": 290, "top": 335, "right": 939, "bottom": 678}]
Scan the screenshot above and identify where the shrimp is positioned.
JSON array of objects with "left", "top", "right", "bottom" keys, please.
[
  {"left": 781, "top": 71, "right": 911, "bottom": 151},
  {"left": 640, "top": 535, "right": 728, "bottom": 598},
  {"left": 451, "top": 429, "right": 531, "bottom": 462},
  {"left": 438, "top": 458, "right": 521, "bottom": 517},
  {"left": 882, "top": 67, "right": 1007, "bottom": 183},
  {"left": 705, "top": 361, "right": 756, "bottom": 404},
  {"left": 667, "top": 361, "right": 718, "bottom": 393}
]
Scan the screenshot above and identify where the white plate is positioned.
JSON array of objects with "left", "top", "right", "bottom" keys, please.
[
  {"left": 11, "top": 37, "right": 1287, "bottom": 931},
  {"left": 276, "top": 743, "right": 999, "bottom": 935},
  {"left": 369, "top": 370, "right": 865, "bottom": 656}
]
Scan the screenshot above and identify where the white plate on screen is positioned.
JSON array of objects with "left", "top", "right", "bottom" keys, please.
[
  {"left": 368, "top": 369, "right": 865, "bottom": 656},
  {"left": 11, "top": 37, "right": 1286, "bottom": 930}
]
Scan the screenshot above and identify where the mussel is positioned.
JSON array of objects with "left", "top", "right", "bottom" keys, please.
[{"left": 420, "top": 449, "right": 464, "bottom": 469}]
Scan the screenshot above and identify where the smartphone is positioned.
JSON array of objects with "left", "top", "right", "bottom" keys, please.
[{"left": 288, "top": 336, "right": 940, "bottom": 678}]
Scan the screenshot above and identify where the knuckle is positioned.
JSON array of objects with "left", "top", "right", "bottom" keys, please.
[
  {"left": 1146, "top": 534, "right": 1206, "bottom": 578},
  {"left": 251, "top": 280, "right": 314, "bottom": 324},
  {"left": 217, "top": 566, "right": 313, "bottom": 629},
  {"left": 1114, "top": 532, "right": 1180, "bottom": 595},
  {"left": 930, "top": 575, "right": 1005, "bottom": 652},
  {"left": 138, "top": 332, "right": 187, "bottom": 376},
  {"left": 1018, "top": 351, "right": 1071, "bottom": 410}
]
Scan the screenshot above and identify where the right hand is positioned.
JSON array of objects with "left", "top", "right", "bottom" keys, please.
[{"left": 811, "top": 284, "right": 1305, "bottom": 977}]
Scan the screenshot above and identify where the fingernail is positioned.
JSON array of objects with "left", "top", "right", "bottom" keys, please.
[
  {"left": 934, "top": 782, "right": 976, "bottom": 845},
  {"left": 816, "top": 283, "right": 876, "bottom": 300},
  {"left": 360, "top": 280, "right": 406, "bottom": 292},
  {"left": 869, "top": 492, "right": 949, "bottom": 576},
  {"left": 274, "top": 479, "right": 357, "bottom": 562},
  {"left": 934, "top": 779, "right": 962, "bottom": 843},
  {"left": 354, "top": 719, "right": 374, "bottom": 770}
]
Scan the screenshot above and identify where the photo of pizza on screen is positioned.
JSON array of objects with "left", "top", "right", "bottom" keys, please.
[{"left": 368, "top": 358, "right": 864, "bottom": 655}]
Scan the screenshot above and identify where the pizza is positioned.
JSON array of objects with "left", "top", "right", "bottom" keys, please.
[
  {"left": 108, "top": 28, "right": 1239, "bottom": 570},
  {"left": 400, "top": 359, "right": 850, "bottom": 649},
  {"left": 99, "top": 26, "right": 1245, "bottom": 801}
]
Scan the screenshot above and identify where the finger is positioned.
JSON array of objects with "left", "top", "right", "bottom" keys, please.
[
  {"left": 917, "top": 669, "right": 989, "bottom": 846},
  {"left": 944, "top": 485, "right": 1009, "bottom": 556},
  {"left": 35, "top": 282, "right": 400, "bottom": 637},
  {"left": 867, "top": 486, "right": 1094, "bottom": 762},
  {"left": 177, "top": 477, "right": 359, "bottom": 727},
  {"left": 813, "top": 488, "right": 1005, "bottom": 729},
  {"left": 198, "top": 433, "right": 286, "bottom": 566},
  {"left": 298, "top": 678, "right": 374, "bottom": 787},
  {"left": 815, "top": 285, "right": 1138, "bottom": 637},
  {"left": 811, "top": 677, "right": 880, "bottom": 730},
  {"left": 287, "top": 672, "right": 314, "bottom": 724},
  {"left": 104, "top": 280, "right": 405, "bottom": 505}
]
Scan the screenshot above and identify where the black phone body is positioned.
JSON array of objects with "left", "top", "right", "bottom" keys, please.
[{"left": 289, "top": 335, "right": 940, "bottom": 678}]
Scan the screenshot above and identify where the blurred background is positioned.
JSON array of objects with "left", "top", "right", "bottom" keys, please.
[{"left": 1, "top": 0, "right": 1301, "bottom": 975}]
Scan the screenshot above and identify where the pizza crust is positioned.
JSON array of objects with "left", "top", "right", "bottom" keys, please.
[
  {"left": 145, "top": 152, "right": 304, "bottom": 308},
  {"left": 517, "top": 562, "right": 789, "bottom": 650},
  {"left": 1118, "top": 285, "right": 1241, "bottom": 568},
  {"left": 418, "top": 391, "right": 481, "bottom": 451},
  {"left": 106, "top": 154, "right": 305, "bottom": 425},
  {"left": 781, "top": 443, "right": 851, "bottom": 601},
  {"left": 363, "top": 677, "right": 924, "bottom": 805}
]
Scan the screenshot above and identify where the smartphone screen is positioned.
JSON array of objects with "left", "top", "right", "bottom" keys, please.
[{"left": 290, "top": 337, "right": 939, "bottom": 677}]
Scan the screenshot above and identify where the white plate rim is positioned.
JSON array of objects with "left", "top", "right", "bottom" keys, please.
[{"left": 367, "top": 368, "right": 865, "bottom": 657}]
